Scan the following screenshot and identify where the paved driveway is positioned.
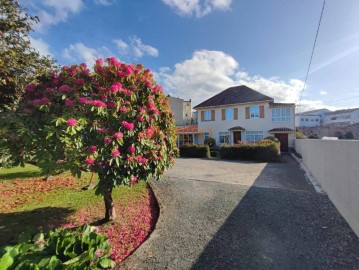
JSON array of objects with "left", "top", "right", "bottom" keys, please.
[{"left": 121, "top": 155, "right": 359, "bottom": 269}]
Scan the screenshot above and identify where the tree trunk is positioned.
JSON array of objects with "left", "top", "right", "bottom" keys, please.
[{"left": 103, "top": 185, "right": 116, "bottom": 221}]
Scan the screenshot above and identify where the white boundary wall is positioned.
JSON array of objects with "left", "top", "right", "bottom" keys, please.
[{"left": 295, "top": 139, "right": 359, "bottom": 236}]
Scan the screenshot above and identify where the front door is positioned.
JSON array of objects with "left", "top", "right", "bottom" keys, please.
[
  {"left": 274, "top": 133, "right": 288, "bottom": 152},
  {"left": 233, "top": 132, "right": 241, "bottom": 144}
]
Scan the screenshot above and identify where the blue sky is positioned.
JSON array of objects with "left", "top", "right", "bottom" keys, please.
[{"left": 22, "top": 0, "right": 359, "bottom": 112}]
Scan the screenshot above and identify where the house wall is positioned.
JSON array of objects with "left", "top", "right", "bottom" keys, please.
[
  {"left": 197, "top": 102, "right": 295, "bottom": 147},
  {"left": 168, "top": 96, "right": 192, "bottom": 126},
  {"left": 295, "top": 114, "right": 321, "bottom": 127},
  {"left": 323, "top": 109, "right": 359, "bottom": 126},
  {"left": 295, "top": 139, "right": 359, "bottom": 236}
]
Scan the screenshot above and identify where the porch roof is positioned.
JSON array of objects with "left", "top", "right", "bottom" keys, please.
[
  {"left": 268, "top": 127, "right": 294, "bottom": 133},
  {"left": 228, "top": 126, "right": 245, "bottom": 131},
  {"left": 176, "top": 124, "right": 198, "bottom": 134}
]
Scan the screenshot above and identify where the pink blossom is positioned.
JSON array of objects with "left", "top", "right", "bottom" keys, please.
[
  {"left": 87, "top": 146, "right": 97, "bottom": 153},
  {"left": 152, "top": 85, "right": 163, "bottom": 93},
  {"left": 136, "top": 116, "right": 144, "bottom": 122},
  {"left": 78, "top": 97, "right": 90, "bottom": 104},
  {"left": 25, "top": 83, "right": 37, "bottom": 92},
  {"left": 110, "top": 82, "right": 122, "bottom": 93},
  {"left": 122, "top": 89, "right": 132, "bottom": 95},
  {"left": 130, "top": 176, "right": 138, "bottom": 186},
  {"left": 65, "top": 98, "right": 75, "bottom": 107},
  {"left": 146, "top": 126, "right": 154, "bottom": 137},
  {"left": 122, "top": 121, "right": 134, "bottom": 131},
  {"left": 97, "top": 128, "right": 105, "bottom": 134},
  {"left": 96, "top": 58, "right": 103, "bottom": 66},
  {"left": 91, "top": 100, "right": 107, "bottom": 108},
  {"left": 33, "top": 98, "right": 50, "bottom": 106},
  {"left": 75, "top": 78, "right": 85, "bottom": 85},
  {"left": 147, "top": 102, "right": 156, "bottom": 110},
  {"left": 144, "top": 80, "right": 152, "bottom": 87},
  {"left": 104, "top": 137, "right": 112, "bottom": 144},
  {"left": 112, "top": 149, "right": 120, "bottom": 158},
  {"left": 113, "top": 132, "right": 123, "bottom": 140},
  {"left": 85, "top": 157, "right": 95, "bottom": 165},
  {"left": 67, "top": 118, "right": 77, "bottom": 126},
  {"left": 59, "top": 85, "right": 70, "bottom": 93},
  {"left": 95, "top": 249, "right": 104, "bottom": 258},
  {"left": 135, "top": 155, "right": 148, "bottom": 165},
  {"left": 45, "top": 88, "right": 55, "bottom": 95},
  {"left": 119, "top": 106, "right": 127, "bottom": 113},
  {"left": 128, "top": 146, "right": 136, "bottom": 154}
]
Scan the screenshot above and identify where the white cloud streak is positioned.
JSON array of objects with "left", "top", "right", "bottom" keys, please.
[
  {"left": 157, "top": 49, "right": 341, "bottom": 112},
  {"left": 29, "top": 36, "right": 52, "bottom": 57},
  {"left": 113, "top": 36, "right": 158, "bottom": 58},
  {"left": 162, "top": 0, "right": 232, "bottom": 17}
]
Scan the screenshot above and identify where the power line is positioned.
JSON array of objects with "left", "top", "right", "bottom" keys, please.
[{"left": 298, "top": 0, "right": 326, "bottom": 105}]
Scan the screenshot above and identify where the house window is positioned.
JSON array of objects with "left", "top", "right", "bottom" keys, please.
[
  {"left": 301, "top": 118, "right": 304, "bottom": 121},
  {"left": 204, "top": 132, "right": 209, "bottom": 139},
  {"left": 204, "top": 110, "right": 211, "bottom": 121},
  {"left": 225, "top": 109, "right": 234, "bottom": 120},
  {"left": 272, "top": 108, "right": 291, "bottom": 122},
  {"left": 250, "top": 106, "right": 259, "bottom": 118},
  {"left": 245, "top": 131, "right": 263, "bottom": 143},
  {"left": 315, "top": 119, "right": 319, "bottom": 122},
  {"left": 305, "top": 118, "right": 309, "bottom": 121},
  {"left": 219, "top": 132, "right": 230, "bottom": 144}
]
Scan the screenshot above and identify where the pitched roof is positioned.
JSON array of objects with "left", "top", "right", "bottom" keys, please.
[
  {"left": 228, "top": 126, "right": 245, "bottom": 131},
  {"left": 176, "top": 125, "right": 198, "bottom": 133},
  {"left": 270, "top": 102, "right": 295, "bottom": 107},
  {"left": 193, "top": 85, "right": 273, "bottom": 109},
  {"left": 268, "top": 127, "right": 294, "bottom": 133},
  {"left": 323, "top": 108, "right": 359, "bottom": 116}
]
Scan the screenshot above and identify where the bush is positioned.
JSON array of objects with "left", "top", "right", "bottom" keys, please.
[
  {"left": 263, "top": 136, "right": 279, "bottom": 143},
  {"left": 179, "top": 144, "right": 210, "bottom": 158},
  {"left": 204, "top": 137, "right": 216, "bottom": 148},
  {"left": 210, "top": 150, "right": 219, "bottom": 158},
  {"left": 219, "top": 141, "right": 280, "bottom": 162},
  {"left": 344, "top": 131, "right": 354, "bottom": 139},
  {"left": 308, "top": 134, "right": 319, "bottom": 139},
  {"left": 296, "top": 129, "right": 307, "bottom": 139},
  {"left": 0, "top": 224, "right": 114, "bottom": 269}
]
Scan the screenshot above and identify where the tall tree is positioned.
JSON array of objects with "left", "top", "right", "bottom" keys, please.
[{"left": 0, "top": 0, "right": 56, "bottom": 111}]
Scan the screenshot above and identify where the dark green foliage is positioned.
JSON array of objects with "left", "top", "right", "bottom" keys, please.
[
  {"left": 220, "top": 141, "right": 280, "bottom": 162},
  {"left": 0, "top": 224, "right": 114, "bottom": 269},
  {"left": 334, "top": 131, "right": 343, "bottom": 139},
  {"left": 308, "top": 134, "right": 319, "bottom": 139},
  {"left": 210, "top": 150, "right": 219, "bottom": 158},
  {"left": 344, "top": 131, "right": 354, "bottom": 140},
  {"left": 204, "top": 137, "right": 216, "bottom": 148},
  {"left": 179, "top": 144, "right": 210, "bottom": 158}
]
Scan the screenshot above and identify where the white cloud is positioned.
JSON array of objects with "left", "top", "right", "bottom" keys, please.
[
  {"left": 157, "top": 49, "right": 342, "bottom": 112},
  {"left": 62, "top": 42, "right": 111, "bottom": 67},
  {"left": 29, "top": 36, "right": 52, "bottom": 57},
  {"left": 30, "top": 0, "right": 84, "bottom": 32},
  {"left": 320, "top": 90, "right": 328, "bottom": 95},
  {"left": 113, "top": 36, "right": 158, "bottom": 58},
  {"left": 162, "top": 0, "right": 232, "bottom": 17},
  {"left": 94, "top": 0, "right": 113, "bottom": 6}
]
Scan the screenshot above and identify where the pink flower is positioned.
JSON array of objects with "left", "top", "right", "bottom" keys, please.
[
  {"left": 87, "top": 146, "right": 97, "bottom": 154},
  {"left": 137, "top": 116, "right": 144, "bottom": 122},
  {"left": 110, "top": 82, "right": 122, "bottom": 94},
  {"left": 95, "top": 249, "right": 104, "bottom": 258},
  {"left": 104, "top": 137, "right": 112, "bottom": 144},
  {"left": 130, "top": 176, "right": 138, "bottom": 186},
  {"left": 78, "top": 97, "right": 90, "bottom": 104},
  {"left": 91, "top": 100, "right": 107, "bottom": 108},
  {"left": 128, "top": 146, "right": 136, "bottom": 154},
  {"left": 25, "top": 83, "right": 37, "bottom": 92},
  {"left": 67, "top": 118, "right": 77, "bottom": 126},
  {"left": 144, "top": 80, "right": 152, "bottom": 87},
  {"left": 119, "top": 106, "right": 127, "bottom": 113},
  {"left": 95, "top": 58, "right": 103, "bottom": 66},
  {"left": 75, "top": 78, "right": 85, "bottom": 85},
  {"left": 59, "top": 85, "right": 70, "bottom": 93},
  {"left": 107, "top": 102, "right": 117, "bottom": 108},
  {"left": 111, "top": 149, "right": 120, "bottom": 158},
  {"left": 122, "top": 121, "right": 134, "bottom": 131},
  {"left": 65, "top": 98, "right": 75, "bottom": 107},
  {"left": 147, "top": 102, "right": 156, "bottom": 110},
  {"left": 146, "top": 126, "right": 154, "bottom": 138},
  {"left": 85, "top": 157, "right": 95, "bottom": 165},
  {"left": 152, "top": 85, "right": 163, "bottom": 93},
  {"left": 113, "top": 132, "right": 123, "bottom": 140}
]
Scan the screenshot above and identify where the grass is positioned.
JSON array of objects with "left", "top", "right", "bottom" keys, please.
[{"left": 0, "top": 165, "right": 159, "bottom": 264}]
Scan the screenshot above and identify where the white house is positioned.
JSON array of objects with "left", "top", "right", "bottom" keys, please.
[
  {"left": 193, "top": 85, "right": 295, "bottom": 152},
  {"left": 168, "top": 96, "right": 192, "bottom": 126},
  {"left": 323, "top": 108, "right": 359, "bottom": 126},
  {"left": 295, "top": 109, "right": 330, "bottom": 127}
]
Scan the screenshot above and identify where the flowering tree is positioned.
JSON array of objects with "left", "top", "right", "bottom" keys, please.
[{"left": 4, "top": 57, "right": 178, "bottom": 221}]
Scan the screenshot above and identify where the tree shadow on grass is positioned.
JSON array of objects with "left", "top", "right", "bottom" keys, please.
[
  {"left": 0, "top": 207, "right": 75, "bottom": 246},
  {"left": 0, "top": 171, "right": 44, "bottom": 181}
]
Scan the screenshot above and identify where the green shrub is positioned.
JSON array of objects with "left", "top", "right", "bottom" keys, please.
[
  {"left": 263, "top": 136, "right": 279, "bottom": 143},
  {"left": 179, "top": 144, "right": 210, "bottom": 158},
  {"left": 308, "top": 134, "right": 319, "bottom": 139},
  {"left": 210, "top": 150, "right": 219, "bottom": 158},
  {"left": 0, "top": 224, "right": 114, "bottom": 269},
  {"left": 296, "top": 129, "right": 307, "bottom": 139},
  {"left": 220, "top": 141, "right": 280, "bottom": 162},
  {"left": 204, "top": 137, "right": 216, "bottom": 148},
  {"left": 344, "top": 131, "right": 354, "bottom": 139}
]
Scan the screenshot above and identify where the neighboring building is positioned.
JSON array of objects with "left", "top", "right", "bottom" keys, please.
[
  {"left": 168, "top": 96, "right": 192, "bottom": 126},
  {"left": 193, "top": 85, "right": 295, "bottom": 152},
  {"left": 323, "top": 108, "right": 359, "bottom": 126},
  {"left": 295, "top": 108, "right": 330, "bottom": 127}
]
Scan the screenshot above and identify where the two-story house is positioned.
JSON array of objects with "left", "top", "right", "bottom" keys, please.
[{"left": 193, "top": 85, "right": 295, "bottom": 152}]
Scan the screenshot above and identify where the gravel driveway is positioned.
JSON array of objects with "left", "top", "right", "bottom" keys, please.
[{"left": 121, "top": 155, "right": 359, "bottom": 269}]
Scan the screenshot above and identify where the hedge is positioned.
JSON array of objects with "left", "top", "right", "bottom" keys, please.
[
  {"left": 219, "top": 140, "right": 280, "bottom": 162},
  {"left": 179, "top": 144, "right": 210, "bottom": 158}
]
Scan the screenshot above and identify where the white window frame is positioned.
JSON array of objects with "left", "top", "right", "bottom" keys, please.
[
  {"left": 219, "top": 132, "right": 230, "bottom": 144},
  {"left": 225, "top": 108, "right": 234, "bottom": 120},
  {"left": 272, "top": 108, "right": 291, "bottom": 122},
  {"left": 245, "top": 131, "right": 264, "bottom": 143},
  {"left": 250, "top": 106, "right": 259, "bottom": 118},
  {"left": 204, "top": 110, "right": 211, "bottom": 121}
]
